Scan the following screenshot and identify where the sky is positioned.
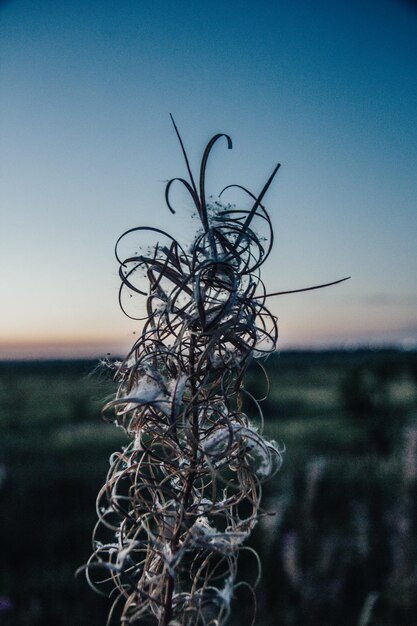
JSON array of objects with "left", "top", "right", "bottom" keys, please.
[{"left": 1, "top": 0, "right": 416, "bottom": 359}]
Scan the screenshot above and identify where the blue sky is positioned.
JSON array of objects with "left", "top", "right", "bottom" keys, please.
[{"left": 1, "top": 0, "right": 416, "bottom": 358}]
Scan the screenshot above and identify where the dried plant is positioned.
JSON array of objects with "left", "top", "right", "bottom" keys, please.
[{"left": 83, "top": 118, "right": 348, "bottom": 626}]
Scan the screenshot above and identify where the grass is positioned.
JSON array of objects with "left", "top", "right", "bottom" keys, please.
[{"left": 0, "top": 350, "right": 416, "bottom": 625}]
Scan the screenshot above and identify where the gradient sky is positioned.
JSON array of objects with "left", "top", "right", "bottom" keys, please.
[{"left": 1, "top": 0, "right": 416, "bottom": 358}]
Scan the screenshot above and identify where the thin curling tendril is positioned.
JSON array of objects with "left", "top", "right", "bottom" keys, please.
[{"left": 83, "top": 118, "right": 349, "bottom": 626}]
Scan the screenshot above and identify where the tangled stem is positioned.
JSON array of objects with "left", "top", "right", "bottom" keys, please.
[{"left": 84, "top": 119, "right": 348, "bottom": 626}]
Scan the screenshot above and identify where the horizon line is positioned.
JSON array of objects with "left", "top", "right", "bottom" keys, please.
[{"left": 1, "top": 341, "right": 416, "bottom": 362}]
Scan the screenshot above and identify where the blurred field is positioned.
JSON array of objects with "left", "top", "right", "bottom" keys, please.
[{"left": 0, "top": 350, "right": 417, "bottom": 625}]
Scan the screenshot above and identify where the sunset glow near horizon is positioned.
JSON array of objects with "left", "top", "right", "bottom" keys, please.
[{"left": 1, "top": 0, "right": 417, "bottom": 359}]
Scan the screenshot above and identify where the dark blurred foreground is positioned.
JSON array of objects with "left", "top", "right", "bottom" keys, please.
[{"left": 0, "top": 349, "right": 417, "bottom": 625}]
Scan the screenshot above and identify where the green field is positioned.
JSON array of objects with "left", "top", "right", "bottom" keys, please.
[{"left": 1, "top": 350, "right": 417, "bottom": 625}]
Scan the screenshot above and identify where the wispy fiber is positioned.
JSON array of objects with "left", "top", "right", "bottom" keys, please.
[{"left": 84, "top": 120, "right": 346, "bottom": 625}]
